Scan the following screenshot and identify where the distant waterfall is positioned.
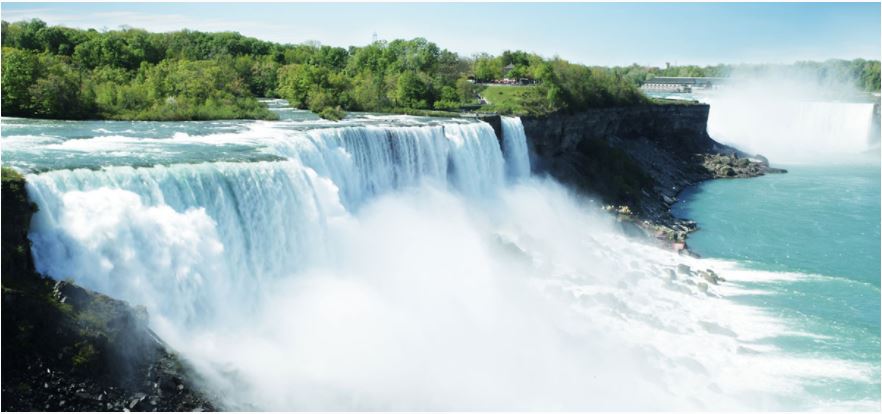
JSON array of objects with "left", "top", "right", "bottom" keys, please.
[
  {"left": 704, "top": 97, "right": 878, "bottom": 163},
  {"left": 501, "top": 117, "right": 531, "bottom": 180}
]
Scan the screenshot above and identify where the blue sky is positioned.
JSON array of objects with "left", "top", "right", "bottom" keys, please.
[{"left": 1, "top": 2, "right": 879, "bottom": 66}]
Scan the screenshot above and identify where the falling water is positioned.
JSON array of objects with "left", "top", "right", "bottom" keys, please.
[
  {"left": 500, "top": 116, "right": 531, "bottom": 180},
  {"left": 1, "top": 111, "right": 876, "bottom": 410},
  {"left": 704, "top": 97, "right": 877, "bottom": 163}
]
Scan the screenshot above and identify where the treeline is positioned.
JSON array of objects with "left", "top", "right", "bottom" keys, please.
[
  {"left": 7, "top": 19, "right": 873, "bottom": 122},
  {"left": 611, "top": 60, "right": 881, "bottom": 93},
  {"left": 1, "top": 19, "right": 647, "bottom": 120},
  {"left": 1, "top": 19, "right": 279, "bottom": 120}
]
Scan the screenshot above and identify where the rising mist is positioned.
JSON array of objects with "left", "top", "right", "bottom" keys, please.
[{"left": 700, "top": 66, "right": 879, "bottom": 164}]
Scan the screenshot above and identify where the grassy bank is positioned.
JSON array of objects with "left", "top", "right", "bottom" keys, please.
[{"left": 478, "top": 85, "right": 539, "bottom": 116}]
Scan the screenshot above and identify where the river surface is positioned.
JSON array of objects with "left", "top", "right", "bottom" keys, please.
[
  {"left": 1, "top": 99, "right": 879, "bottom": 410},
  {"left": 673, "top": 163, "right": 881, "bottom": 406}
]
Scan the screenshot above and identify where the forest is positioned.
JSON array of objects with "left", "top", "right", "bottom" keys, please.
[{"left": 2, "top": 19, "right": 879, "bottom": 120}]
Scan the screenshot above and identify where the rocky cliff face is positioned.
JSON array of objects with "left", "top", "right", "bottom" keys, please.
[
  {"left": 1, "top": 168, "right": 217, "bottom": 412},
  {"left": 521, "top": 104, "right": 778, "bottom": 240}
]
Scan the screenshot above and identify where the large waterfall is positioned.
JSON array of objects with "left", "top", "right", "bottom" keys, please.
[
  {"left": 4, "top": 112, "right": 875, "bottom": 410},
  {"left": 25, "top": 121, "right": 506, "bottom": 328},
  {"left": 703, "top": 96, "right": 879, "bottom": 163}
]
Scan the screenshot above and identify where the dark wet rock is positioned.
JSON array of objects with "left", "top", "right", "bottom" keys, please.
[
  {"left": 677, "top": 264, "right": 693, "bottom": 276},
  {"left": 698, "top": 269, "right": 725, "bottom": 285},
  {"left": 701, "top": 153, "right": 785, "bottom": 179},
  {"left": 521, "top": 105, "right": 786, "bottom": 252},
  {"left": 1, "top": 168, "right": 219, "bottom": 412},
  {"left": 476, "top": 114, "right": 503, "bottom": 143},
  {"left": 523, "top": 105, "right": 722, "bottom": 225}
]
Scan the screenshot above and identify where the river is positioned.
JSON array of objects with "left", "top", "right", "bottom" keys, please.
[{"left": 1, "top": 99, "right": 878, "bottom": 410}]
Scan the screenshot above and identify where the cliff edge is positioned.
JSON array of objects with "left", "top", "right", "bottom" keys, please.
[
  {"left": 1, "top": 168, "right": 217, "bottom": 412},
  {"left": 521, "top": 103, "right": 783, "bottom": 245}
]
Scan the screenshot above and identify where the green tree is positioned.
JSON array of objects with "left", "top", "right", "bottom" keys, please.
[
  {"left": 473, "top": 54, "right": 501, "bottom": 82},
  {"left": 456, "top": 76, "right": 480, "bottom": 102},
  {"left": 433, "top": 85, "right": 460, "bottom": 110},
  {"left": 1, "top": 47, "right": 41, "bottom": 115},
  {"left": 395, "top": 71, "right": 428, "bottom": 108},
  {"left": 28, "top": 61, "right": 93, "bottom": 119}
]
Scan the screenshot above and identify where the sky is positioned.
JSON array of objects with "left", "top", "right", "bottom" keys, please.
[{"left": 1, "top": 2, "right": 879, "bottom": 67}]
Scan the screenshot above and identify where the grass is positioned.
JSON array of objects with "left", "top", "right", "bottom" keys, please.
[
  {"left": 387, "top": 108, "right": 463, "bottom": 118},
  {"left": 1, "top": 166, "right": 25, "bottom": 182},
  {"left": 478, "top": 85, "right": 538, "bottom": 115},
  {"left": 647, "top": 97, "right": 703, "bottom": 106}
]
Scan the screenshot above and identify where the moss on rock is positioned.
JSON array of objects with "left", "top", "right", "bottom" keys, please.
[{"left": 1, "top": 167, "right": 217, "bottom": 411}]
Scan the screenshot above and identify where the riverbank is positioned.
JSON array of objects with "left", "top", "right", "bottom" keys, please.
[
  {"left": 654, "top": 153, "right": 786, "bottom": 251},
  {"left": 1, "top": 168, "right": 217, "bottom": 411},
  {"left": 520, "top": 104, "right": 786, "bottom": 250}
]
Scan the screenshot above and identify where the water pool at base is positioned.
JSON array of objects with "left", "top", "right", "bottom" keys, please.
[{"left": 673, "top": 163, "right": 881, "bottom": 406}]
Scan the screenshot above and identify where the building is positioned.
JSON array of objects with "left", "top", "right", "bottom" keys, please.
[{"left": 640, "top": 77, "right": 727, "bottom": 93}]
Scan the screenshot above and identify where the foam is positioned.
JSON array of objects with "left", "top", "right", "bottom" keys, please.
[{"left": 21, "top": 116, "right": 878, "bottom": 410}]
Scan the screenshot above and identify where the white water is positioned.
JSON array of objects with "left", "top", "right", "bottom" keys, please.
[
  {"left": 704, "top": 97, "right": 877, "bottom": 163},
  {"left": 18, "top": 116, "right": 878, "bottom": 410},
  {"left": 500, "top": 116, "right": 531, "bottom": 180}
]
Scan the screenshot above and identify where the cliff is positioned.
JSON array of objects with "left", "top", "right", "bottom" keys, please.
[
  {"left": 1, "top": 168, "right": 217, "bottom": 412},
  {"left": 521, "top": 104, "right": 779, "bottom": 242}
]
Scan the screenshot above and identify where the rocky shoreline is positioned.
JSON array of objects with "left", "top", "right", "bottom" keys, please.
[
  {"left": 519, "top": 104, "right": 787, "bottom": 252},
  {"left": 1, "top": 168, "right": 217, "bottom": 412},
  {"left": 623, "top": 152, "right": 786, "bottom": 253}
]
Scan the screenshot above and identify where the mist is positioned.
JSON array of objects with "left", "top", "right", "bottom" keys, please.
[
  {"left": 33, "top": 176, "right": 874, "bottom": 410},
  {"left": 22, "top": 119, "right": 878, "bottom": 411},
  {"left": 170, "top": 179, "right": 875, "bottom": 410},
  {"left": 700, "top": 66, "right": 879, "bottom": 164}
]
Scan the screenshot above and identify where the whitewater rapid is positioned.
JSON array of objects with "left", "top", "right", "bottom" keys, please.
[{"left": 3, "top": 111, "right": 877, "bottom": 410}]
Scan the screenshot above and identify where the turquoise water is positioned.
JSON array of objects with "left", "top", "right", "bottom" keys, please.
[
  {"left": 673, "top": 163, "right": 881, "bottom": 406},
  {"left": 3, "top": 99, "right": 880, "bottom": 408}
]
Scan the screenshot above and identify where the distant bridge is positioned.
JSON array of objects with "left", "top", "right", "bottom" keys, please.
[{"left": 640, "top": 77, "right": 729, "bottom": 93}]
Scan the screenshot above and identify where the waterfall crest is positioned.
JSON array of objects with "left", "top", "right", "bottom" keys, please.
[
  {"left": 16, "top": 115, "right": 875, "bottom": 410},
  {"left": 25, "top": 119, "right": 520, "bottom": 327}
]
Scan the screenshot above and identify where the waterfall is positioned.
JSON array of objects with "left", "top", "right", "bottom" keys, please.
[
  {"left": 704, "top": 97, "right": 878, "bottom": 163},
  {"left": 261, "top": 122, "right": 506, "bottom": 208},
  {"left": 25, "top": 120, "right": 516, "bottom": 328},
  {"left": 27, "top": 161, "right": 338, "bottom": 326},
  {"left": 16, "top": 115, "right": 875, "bottom": 410},
  {"left": 501, "top": 116, "right": 531, "bottom": 180}
]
